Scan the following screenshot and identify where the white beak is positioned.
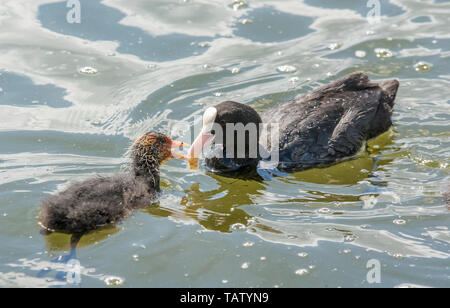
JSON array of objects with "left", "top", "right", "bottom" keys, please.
[{"left": 187, "top": 107, "right": 217, "bottom": 160}]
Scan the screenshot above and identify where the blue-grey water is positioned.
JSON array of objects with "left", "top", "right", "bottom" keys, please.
[{"left": 0, "top": 0, "right": 449, "bottom": 288}]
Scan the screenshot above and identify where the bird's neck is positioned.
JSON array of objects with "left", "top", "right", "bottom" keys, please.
[
  {"left": 221, "top": 142, "right": 263, "bottom": 161},
  {"left": 205, "top": 146, "right": 261, "bottom": 172},
  {"left": 132, "top": 159, "right": 161, "bottom": 191}
]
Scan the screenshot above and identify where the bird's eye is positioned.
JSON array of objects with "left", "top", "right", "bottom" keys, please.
[{"left": 220, "top": 120, "right": 227, "bottom": 126}]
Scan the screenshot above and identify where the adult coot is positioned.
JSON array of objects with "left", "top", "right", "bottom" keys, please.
[{"left": 188, "top": 71, "right": 399, "bottom": 174}]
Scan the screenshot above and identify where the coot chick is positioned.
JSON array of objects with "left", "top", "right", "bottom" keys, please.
[
  {"left": 188, "top": 71, "right": 399, "bottom": 173},
  {"left": 39, "top": 132, "right": 186, "bottom": 246}
]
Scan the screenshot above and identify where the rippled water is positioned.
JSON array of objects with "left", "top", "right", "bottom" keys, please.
[{"left": 0, "top": 0, "right": 449, "bottom": 288}]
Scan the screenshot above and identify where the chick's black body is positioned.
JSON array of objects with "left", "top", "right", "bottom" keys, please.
[
  {"left": 39, "top": 175, "right": 158, "bottom": 234},
  {"left": 39, "top": 132, "right": 172, "bottom": 235}
]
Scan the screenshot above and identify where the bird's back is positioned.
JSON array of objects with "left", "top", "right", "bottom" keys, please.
[
  {"left": 261, "top": 72, "right": 399, "bottom": 171},
  {"left": 39, "top": 175, "right": 157, "bottom": 234}
]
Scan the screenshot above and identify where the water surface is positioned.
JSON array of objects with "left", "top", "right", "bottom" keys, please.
[{"left": 0, "top": 0, "right": 449, "bottom": 287}]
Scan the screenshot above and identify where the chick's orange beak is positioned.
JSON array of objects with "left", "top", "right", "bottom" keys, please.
[{"left": 169, "top": 139, "right": 188, "bottom": 159}]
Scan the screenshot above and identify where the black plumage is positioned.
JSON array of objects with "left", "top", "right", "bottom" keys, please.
[
  {"left": 39, "top": 132, "right": 180, "bottom": 240},
  {"left": 263, "top": 71, "right": 399, "bottom": 171},
  {"left": 39, "top": 176, "right": 158, "bottom": 235},
  {"left": 200, "top": 72, "right": 399, "bottom": 172}
]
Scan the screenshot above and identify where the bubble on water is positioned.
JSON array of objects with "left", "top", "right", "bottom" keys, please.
[
  {"left": 289, "top": 77, "right": 299, "bottom": 83},
  {"left": 2, "top": 213, "right": 8, "bottom": 217},
  {"left": 277, "top": 65, "right": 297, "bottom": 73},
  {"left": 355, "top": 50, "right": 366, "bottom": 58},
  {"left": 328, "top": 42, "right": 341, "bottom": 50},
  {"left": 392, "top": 253, "right": 403, "bottom": 260},
  {"left": 295, "top": 268, "right": 309, "bottom": 276},
  {"left": 231, "top": 0, "right": 247, "bottom": 10},
  {"left": 230, "top": 67, "right": 240, "bottom": 74},
  {"left": 297, "top": 252, "right": 308, "bottom": 258},
  {"left": 198, "top": 42, "right": 210, "bottom": 48},
  {"left": 132, "top": 254, "right": 139, "bottom": 261},
  {"left": 393, "top": 219, "right": 406, "bottom": 225},
  {"left": 214, "top": 92, "right": 223, "bottom": 97},
  {"left": 260, "top": 256, "right": 267, "bottom": 261},
  {"left": 241, "top": 262, "right": 250, "bottom": 269},
  {"left": 413, "top": 61, "right": 432, "bottom": 73},
  {"left": 104, "top": 276, "right": 125, "bottom": 286},
  {"left": 231, "top": 223, "right": 247, "bottom": 231},
  {"left": 361, "top": 195, "right": 377, "bottom": 209},
  {"left": 374, "top": 48, "right": 394, "bottom": 58},
  {"left": 0, "top": 88, "right": 3, "bottom": 93},
  {"left": 202, "top": 64, "right": 213, "bottom": 70},
  {"left": 318, "top": 208, "right": 331, "bottom": 214},
  {"left": 308, "top": 265, "right": 316, "bottom": 270},
  {"left": 222, "top": 279, "right": 229, "bottom": 284},
  {"left": 78, "top": 66, "right": 98, "bottom": 75},
  {"left": 344, "top": 234, "right": 357, "bottom": 242},
  {"left": 243, "top": 241, "right": 254, "bottom": 247},
  {"left": 366, "top": 30, "right": 375, "bottom": 35},
  {"left": 146, "top": 64, "right": 158, "bottom": 71},
  {"left": 343, "top": 249, "right": 351, "bottom": 254},
  {"left": 241, "top": 19, "right": 252, "bottom": 25}
]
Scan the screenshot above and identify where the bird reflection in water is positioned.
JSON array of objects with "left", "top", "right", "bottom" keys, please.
[
  {"left": 147, "top": 170, "right": 266, "bottom": 233},
  {"left": 42, "top": 128, "right": 398, "bottom": 257}
]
